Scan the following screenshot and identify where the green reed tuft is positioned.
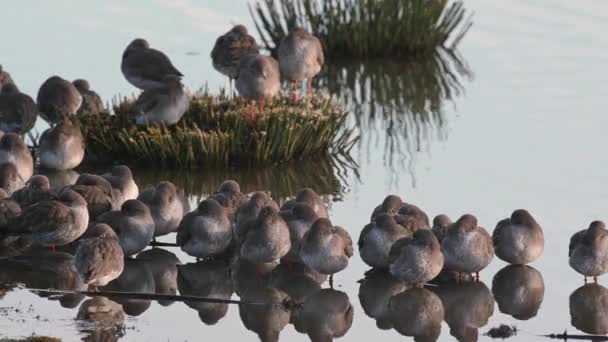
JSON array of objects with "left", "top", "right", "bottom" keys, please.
[
  {"left": 249, "top": 0, "right": 473, "bottom": 58},
  {"left": 77, "top": 93, "right": 358, "bottom": 168}
]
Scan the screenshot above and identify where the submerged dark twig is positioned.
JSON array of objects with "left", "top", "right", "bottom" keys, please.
[
  {"left": 26, "top": 288, "right": 269, "bottom": 306},
  {"left": 544, "top": 331, "right": 608, "bottom": 341},
  {"left": 149, "top": 241, "right": 179, "bottom": 248}
]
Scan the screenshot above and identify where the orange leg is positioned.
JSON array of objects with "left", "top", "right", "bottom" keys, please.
[
  {"left": 475, "top": 272, "right": 480, "bottom": 282},
  {"left": 249, "top": 100, "right": 256, "bottom": 126},
  {"left": 307, "top": 78, "right": 313, "bottom": 97},
  {"left": 292, "top": 80, "right": 299, "bottom": 103}
]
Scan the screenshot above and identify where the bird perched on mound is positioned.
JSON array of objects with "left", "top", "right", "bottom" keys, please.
[
  {"left": 278, "top": 27, "right": 324, "bottom": 102},
  {"left": 133, "top": 75, "right": 189, "bottom": 126},
  {"left": 211, "top": 25, "right": 259, "bottom": 87},
  {"left": 121, "top": 38, "right": 183, "bottom": 90},
  {"left": 73, "top": 79, "right": 104, "bottom": 115},
  {"left": 235, "top": 54, "right": 280, "bottom": 125}
]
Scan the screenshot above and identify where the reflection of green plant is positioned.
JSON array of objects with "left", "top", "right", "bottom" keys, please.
[
  {"left": 320, "top": 48, "right": 472, "bottom": 184},
  {"left": 249, "top": 0, "right": 472, "bottom": 58},
  {"left": 124, "top": 157, "right": 356, "bottom": 203},
  {"left": 77, "top": 93, "right": 357, "bottom": 167}
]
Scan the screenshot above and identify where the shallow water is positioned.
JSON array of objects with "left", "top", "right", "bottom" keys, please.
[{"left": 2, "top": 0, "right": 608, "bottom": 341}]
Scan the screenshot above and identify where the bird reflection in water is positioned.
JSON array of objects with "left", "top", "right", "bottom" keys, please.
[
  {"left": 136, "top": 248, "right": 181, "bottom": 307},
  {"left": 358, "top": 270, "right": 408, "bottom": 330},
  {"left": 101, "top": 258, "right": 155, "bottom": 316},
  {"left": 432, "top": 280, "right": 495, "bottom": 342},
  {"left": 569, "top": 283, "right": 608, "bottom": 335},
  {"left": 492, "top": 265, "right": 545, "bottom": 320},
  {"left": 177, "top": 259, "right": 234, "bottom": 325},
  {"left": 320, "top": 48, "right": 472, "bottom": 187},
  {"left": 0, "top": 250, "right": 86, "bottom": 308},
  {"left": 76, "top": 296, "right": 125, "bottom": 342},
  {"left": 388, "top": 287, "right": 444, "bottom": 342}
]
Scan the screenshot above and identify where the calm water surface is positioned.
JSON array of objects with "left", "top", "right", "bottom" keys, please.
[{"left": 1, "top": 0, "right": 608, "bottom": 341}]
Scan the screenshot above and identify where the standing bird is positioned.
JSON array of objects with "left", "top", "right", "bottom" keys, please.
[
  {"left": 208, "top": 179, "right": 246, "bottom": 223},
  {"left": 72, "top": 79, "right": 104, "bottom": 115},
  {"left": 137, "top": 181, "right": 185, "bottom": 237},
  {"left": 0, "top": 162, "right": 26, "bottom": 195},
  {"left": 0, "top": 133, "right": 34, "bottom": 183},
  {"left": 0, "top": 65, "right": 15, "bottom": 92},
  {"left": 235, "top": 54, "right": 280, "bottom": 125},
  {"left": 0, "top": 83, "right": 38, "bottom": 134},
  {"left": 211, "top": 25, "right": 259, "bottom": 91},
  {"left": 280, "top": 202, "right": 319, "bottom": 263},
  {"left": 176, "top": 198, "right": 233, "bottom": 259},
  {"left": 102, "top": 165, "right": 139, "bottom": 207},
  {"left": 96, "top": 199, "right": 155, "bottom": 256},
  {"left": 11, "top": 174, "right": 56, "bottom": 208},
  {"left": 240, "top": 206, "right": 291, "bottom": 267},
  {"left": 69, "top": 174, "right": 115, "bottom": 220},
  {"left": 74, "top": 223, "right": 124, "bottom": 288},
  {"left": 493, "top": 209, "right": 544, "bottom": 265},
  {"left": 36, "top": 76, "right": 82, "bottom": 123},
  {"left": 121, "top": 38, "right": 183, "bottom": 90},
  {"left": 133, "top": 75, "right": 189, "bottom": 126},
  {"left": 281, "top": 188, "right": 329, "bottom": 219},
  {"left": 0, "top": 189, "right": 21, "bottom": 245},
  {"left": 569, "top": 221, "right": 608, "bottom": 283},
  {"left": 38, "top": 118, "right": 85, "bottom": 171},
  {"left": 389, "top": 229, "right": 444, "bottom": 286},
  {"left": 431, "top": 214, "right": 452, "bottom": 243},
  {"left": 300, "top": 218, "right": 353, "bottom": 284},
  {"left": 359, "top": 213, "right": 413, "bottom": 269},
  {"left": 278, "top": 28, "right": 324, "bottom": 102},
  {"left": 234, "top": 191, "right": 279, "bottom": 242},
  {"left": 441, "top": 214, "right": 494, "bottom": 280},
  {"left": 4, "top": 189, "right": 89, "bottom": 248}
]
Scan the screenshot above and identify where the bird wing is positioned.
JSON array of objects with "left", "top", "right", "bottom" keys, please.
[
  {"left": 75, "top": 238, "right": 123, "bottom": 283},
  {"left": 569, "top": 230, "right": 585, "bottom": 257},
  {"left": 134, "top": 88, "right": 165, "bottom": 113},
  {"left": 357, "top": 222, "right": 374, "bottom": 249},
  {"left": 128, "top": 49, "right": 183, "bottom": 81},
  {"left": 492, "top": 218, "right": 511, "bottom": 247},
  {"left": 13, "top": 200, "right": 71, "bottom": 235},
  {"left": 334, "top": 226, "right": 354, "bottom": 257},
  {"left": 313, "top": 37, "right": 325, "bottom": 66}
]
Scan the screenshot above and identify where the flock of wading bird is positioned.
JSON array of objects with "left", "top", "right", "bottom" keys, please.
[
  {"left": 0, "top": 24, "right": 323, "bottom": 135},
  {"left": 0, "top": 24, "right": 606, "bottom": 296}
]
